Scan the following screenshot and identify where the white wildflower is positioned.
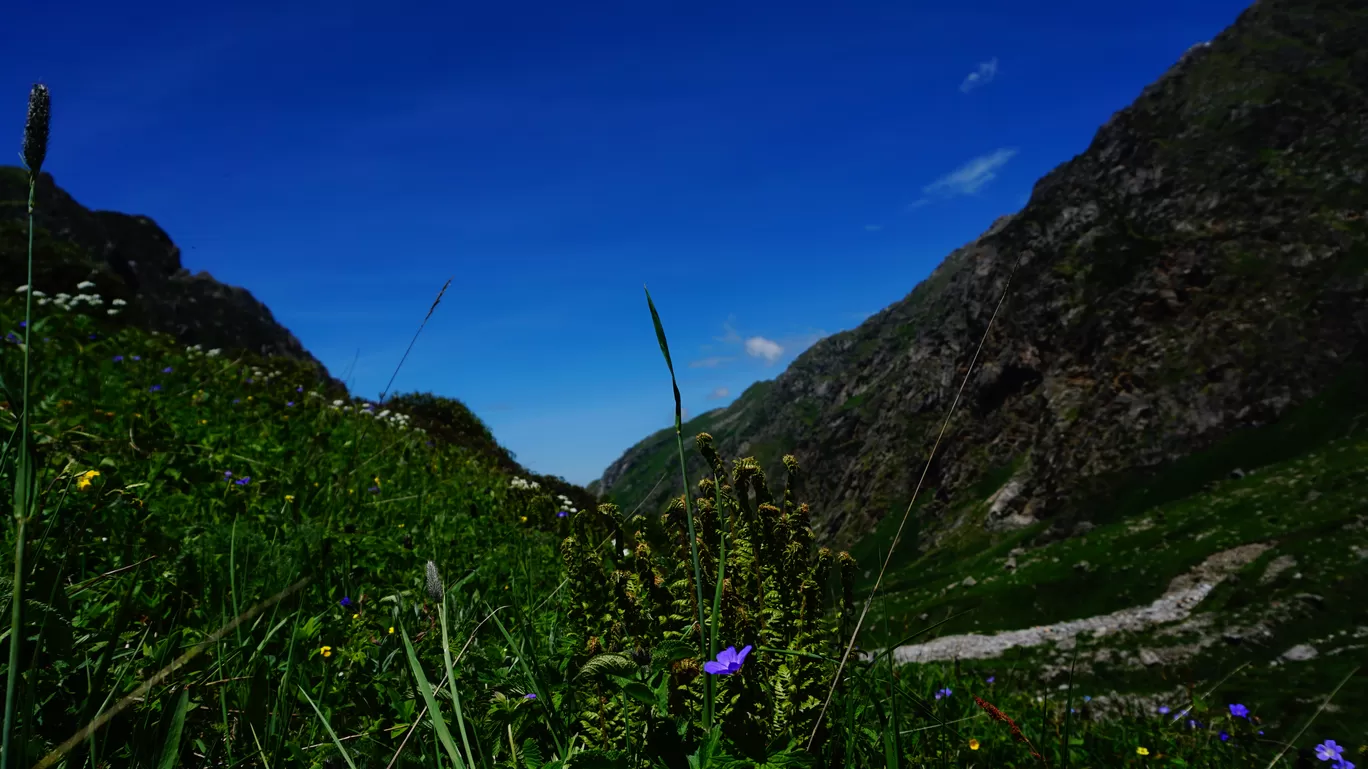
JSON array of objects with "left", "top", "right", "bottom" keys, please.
[{"left": 76, "top": 280, "right": 96, "bottom": 290}]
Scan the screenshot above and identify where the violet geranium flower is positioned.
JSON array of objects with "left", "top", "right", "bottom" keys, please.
[{"left": 703, "top": 645, "right": 752, "bottom": 675}]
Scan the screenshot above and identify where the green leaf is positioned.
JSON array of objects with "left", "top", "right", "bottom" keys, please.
[
  {"left": 154, "top": 687, "right": 191, "bottom": 769},
  {"left": 576, "top": 653, "right": 638, "bottom": 680}
]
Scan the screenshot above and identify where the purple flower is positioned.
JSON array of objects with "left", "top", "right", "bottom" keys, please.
[
  {"left": 286, "top": 401, "right": 295, "bottom": 407},
  {"left": 224, "top": 471, "right": 233, "bottom": 479},
  {"left": 1317, "top": 741, "right": 1345, "bottom": 762},
  {"left": 232, "top": 399, "right": 241, "bottom": 404},
  {"left": 149, "top": 384, "right": 161, "bottom": 392},
  {"left": 1220, "top": 731, "right": 1230, "bottom": 742},
  {"left": 524, "top": 693, "right": 537, "bottom": 700},
  {"left": 703, "top": 645, "right": 752, "bottom": 675},
  {"left": 246, "top": 378, "right": 254, "bottom": 384},
  {"left": 1334, "top": 761, "right": 1354, "bottom": 769},
  {"left": 1188, "top": 719, "right": 1202, "bottom": 730},
  {"left": 1229, "top": 703, "right": 1249, "bottom": 719},
  {"left": 986, "top": 676, "right": 995, "bottom": 683},
  {"left": 368, "top": 485, "right": 380, "bottom": 494},
  {"left": 18, "top": 320, "right": 26, "bottom": 328},
  {"left": 340, "top": 596, "right": 352, "bottom": 608},
  {"left": 296, "top": 386, "right": 303, "bottom": 392},
  {"left": 558, "top": 511, "right": 569, "bottom": 518},
  {"left": 935, "top": 688, "right": 952, "bottom": 700},
  {"left": 132, "top": 355, "right": 140, "bottom": 361},
  {"left": 89, "top": 333, "right": 98, "bottom": 340},
  {"left": 235, "top": 476, "right": 251, "bottom": 486},
  {"left": 113, "top": 355, "right": 124, "bottom": 362},
  {"left": 1083, "top": 696, "right": 1092, "bottom": 703},
  {"left": 163, "top": 366, "right": 173, "bottom": 373},
  {"left": 1158, "top": 706, "right": 1171, "bottom": 715}
]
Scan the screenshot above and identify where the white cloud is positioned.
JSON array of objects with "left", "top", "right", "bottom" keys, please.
[
  {"left": 689, "top": 355, "right": 732, "bottom": 368},
  {"left": 707, "top": 386, "right": 730, "bottom": 400},
  {"left": 910, "top": 148, "right": 1017, "bottom": 208},
  {"left": 744, "top": 336, "right": 784, "bottom": 364},
  {"left": 959, "top": 57, "right": 999, "bottom": 93}
]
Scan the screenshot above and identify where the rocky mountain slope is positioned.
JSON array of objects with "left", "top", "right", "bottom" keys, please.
[{"left": 595, "top": 0, "right": 1368, "bottom": 551}]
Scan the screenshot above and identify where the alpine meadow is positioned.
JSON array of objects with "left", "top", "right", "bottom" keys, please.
[{"left": 1, "top": 0, "right": 1366, "bottom": 767}]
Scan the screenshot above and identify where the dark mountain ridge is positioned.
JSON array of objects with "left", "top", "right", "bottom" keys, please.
[{"left": 0, "top": 165, "right": 596, "bottom": 511}]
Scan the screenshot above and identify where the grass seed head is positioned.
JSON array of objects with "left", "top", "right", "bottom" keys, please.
[
  {"left": 424, "top": 560, "right": 444, "bottom": 603},
  {"left": 23, "top": 82, "right": 51, "bottom": 176}
]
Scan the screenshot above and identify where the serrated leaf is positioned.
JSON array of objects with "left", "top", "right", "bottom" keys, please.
[{"left": 576, "top": 653, "right": 637, "bottom": 680}]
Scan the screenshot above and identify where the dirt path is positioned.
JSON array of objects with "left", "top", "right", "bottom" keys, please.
[{"left": 877, "top": 542, "right": 1271, "bottom": 664}]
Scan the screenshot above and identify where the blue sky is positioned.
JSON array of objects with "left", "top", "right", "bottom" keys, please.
[{"left": 7, "top": 0, "right": 1252, "bottom": 485}]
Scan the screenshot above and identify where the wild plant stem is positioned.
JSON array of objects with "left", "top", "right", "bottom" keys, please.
[{"left": 1, "top": 174, "right": 38, "bottom": 769}]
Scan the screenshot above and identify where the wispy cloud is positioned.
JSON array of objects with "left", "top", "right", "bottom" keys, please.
[
  {"left": 689, "top": 356, "right": 733, "bottom": 369},
  {"left": 959, "top": 57, "right": 999, "bottom": 93},
  {"left": 707, "top": 386, "right": 730, "bottom": 400},
  {"left": 744, "top": 336, "right": 784, "bottom": 364},
  {"left": 908, "top": 148, "right": 1017, "bottom": 208}
]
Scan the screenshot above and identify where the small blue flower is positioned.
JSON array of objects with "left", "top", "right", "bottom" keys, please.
[
  {"left": 19, "top": 321, "right": 26, "bottom": 328},
  {"left": 149, "top": 384, "right": 161, "bottom": 392},
  {"left": 235, "top": 476, "right": 251, "bottom": 486},
  {"left": 163, "top": 366, "right": 173, "bottom": 373},
  {"left": 246, "top": 378, "right": 254, "bottom": 384},
  {"left": 224, "top": 471, "right": 233, "bottom": 479},
  {"left": 296, "top": 386, "right": 303, "bottom": 392},
  {"left": 1158, "top": 706, "right": 1170, "bottom": 715},
  {"left": 986, "top": 676, "right": 995, "bottom": 683},
  {"left": 340, "top": 596, "right": 353, "bottom": 608},
  {"left": 113, "top": 355, "right": 123, "bottom": 362},
  {"left": 703, "top": 645, "right": 752, "bottom": 675},
  {"left": 286, "top": 401, "right": 295, "bottom": 407},
  {"left": 1083, "top": 695, "right": 1092, "bottom": 703},
  {"left": 1316, "top": 741, "right": 1345, "bottom": 762},
  {"left": 935, "top": 687, "right": 952, "bottom": 700},
  {"left": 1228, "top": 703, "right": 1249, "bottom": 718},
  {"left": 132, "top": 355, "right": 140, "bottom": 361},
  {"left": 558, "top": 510, "right": 569, "bottom": 518},
  {"left": 524, "top": 693, "right": 537, "bottom": 700}
]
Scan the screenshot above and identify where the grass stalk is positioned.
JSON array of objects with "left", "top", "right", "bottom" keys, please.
[{"left": 643, "top": 287, "right": 711, "bottom": 728}]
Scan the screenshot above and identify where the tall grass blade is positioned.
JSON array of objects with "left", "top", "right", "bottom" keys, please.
[
  {"left": 438, "top": 599, "right": 479, "bottom": 769},
  {"left": 299, "top": 684, "right": 359, "bottom": 769},
  {"left": 154, "top": 687, "right": 191, "bottom": 769},
  {"left": 399, "top": 623, "right": 467, "bottom": 769},
  {"left": 643, "top": 287, "right": 710, "bottom": 727}
]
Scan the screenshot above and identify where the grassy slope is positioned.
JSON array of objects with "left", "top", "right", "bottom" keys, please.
[{"left": 850, "top": 369, "right": 1368, "bottom": 739}]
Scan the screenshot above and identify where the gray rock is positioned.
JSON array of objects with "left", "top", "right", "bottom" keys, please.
[{"left": 1282, "top": 644, "right": 1318, "bottom": 662}]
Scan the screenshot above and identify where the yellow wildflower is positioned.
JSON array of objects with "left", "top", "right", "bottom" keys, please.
[
  {"left": 319, "top": 645, "right": 332, "bottom": 658},
  {"left": 285, "top": 494, "right": 295, "bottom": 503},
  {"left": 199, "top": 419, "right": 208, "bottom": 425},
  {"left": 76, "top": 470, "right": 100, "bottom": 491},
  {"left": 968, "top": 739, "right": 979, "bottom": 750},
  {"left": 352, "top": 613, "right": 359, "bottom": 620},
  {"left": 1136, "top": 747, "right": 1149, "bottom": 756},
  {"left": 388, "top": 626, "right": 395, "bottom": 634},
  {"left": 520, "top": 516, "right": 527, "bottom": 523}
]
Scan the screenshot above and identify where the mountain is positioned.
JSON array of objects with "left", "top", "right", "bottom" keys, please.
[
  {"left": 0, "top": 165, "right": 596, "bottom": 511},
  {"left": 0, "top": 167, "right": 335, "bottom": 372},
  {"left": 594, "top": 0, "right": 1368, "bottom": 551}
]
